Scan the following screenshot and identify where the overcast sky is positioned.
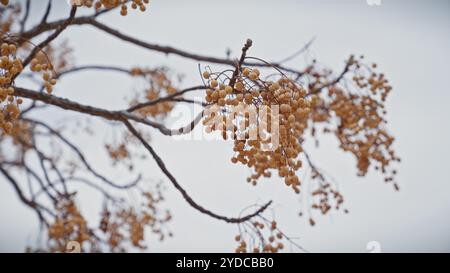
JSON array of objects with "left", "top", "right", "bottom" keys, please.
[{"left": 1, "top": 0, "right": 449, "bottom": 252}]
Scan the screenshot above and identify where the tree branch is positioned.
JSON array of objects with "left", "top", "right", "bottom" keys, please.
[
  {"left": 123, "top": 120, "right": 272, "bottom": 224},
  {"left": 127, "top": 85, "right": 206, "bottom": 112},
  {"left": 229, "top": 38, "right": 252, "bottom": 87},
  {"left": 0, "top": 165, "right": 49, "bottom": 226},
  {"left": 23, "top": 118, "right": 142, "bottom": 190},
  {"left": 21, "top": 17, "right": 303, "bottom": 76},
  {"left": 14, "top": 87, "right": 203, "bottom": 136}
]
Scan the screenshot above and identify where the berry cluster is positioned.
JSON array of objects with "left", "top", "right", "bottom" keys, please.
[
  {"left": 0, "top": 4, "right": 20, "bottom": 37},
  {"left": 0, "top": 34, "right": 67, "bottom": 134},
  {"left": 71, "top": 0, "right": 150, "bottom": 16},
  {"left": 99, "top": 186, "right": 172, "bottom": 252},
  {"left": 0, "top": 42, "right": 22, "bottom": 134},
  {"left": 202, "top": 67, "right": 316, "bottom": 193},
  {"left": 47, "top": 199, "right": 93, "bottom": 252},
  {"left": 130, "top": 67, "right": 180, "bottom": 118},
  {"left": 30, "top": 51, "right": 57, "bottom": 94},
  {"left": 105, "top": 127, "right": 152, "bottom": 171},
  {"left": 6, "top": 119, "right": 32, "bottom": 150},
  {"left": 105, "top": 143, "right": 130, "bottom": 165},
  {"left": 235, "top": 219, "right": 286, "bottom": 253},
  {"left": 300, "top": 167, "right": 348, "bottom": 225},
  {"left": 42, "top": 184, "right": 171, "bottom": 253},
  {"left": 43, "top": 41, "right": 74, "bottom": 73},
  {"left": 308, "top": 56, "right": 400, "bottom": 189},
  {"left": 310, "top": 180, "right": 345, "bottom": 216}
]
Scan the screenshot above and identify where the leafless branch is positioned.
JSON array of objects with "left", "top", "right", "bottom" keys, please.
[
  {"left": 20, "top": 6, "right": 77, "bottom": 71},
  {"left": 15, "top": 86, "right": 203, "bottom": 136},
  {"left": 123, "top": 120, "right": 272, "bottom": 224}
]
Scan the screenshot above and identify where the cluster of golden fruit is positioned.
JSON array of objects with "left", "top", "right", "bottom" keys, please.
[
  {"left": 105, "top": 129, "right": 151, "bottom": 171},
  {"left": 0, "top": 42, "right": 22, "bottom": 134},
  {"left": 5, "top": 120, "right": 33, "bottom": 151},
  {"left": 330, "top": 87, "right": 398, "bottom": 178},
  {"left": 130, "top": 67, "right": 179, "bottom": 118},
  {"left": 47, "top": 199, "right": 93, "bottom": 253},
  {"left": 309, "top": 170, "right": 346, "bottom": 219},
  {"left": 235, "top": 220, "right": 285, "bottom": 253},
  {"left": 99, "top": 188, "right": 172, "bottom": 252},
  {"left": 0, "top": 4, "right": 20, "bottom": 36},
  {"left": 118, "top": 0, "right": 150, "bottom": 16},
  {"left": 105, "top": 143, "right": 130, "bottom": 165},
  {"left": 202, "top": 67, "right": 317, "bottom": 193},
  {"left": 0, "top": 0, "right": 9, "bottom": 6},
  {"left": 71, "top": 0, "right": 150, "bottom": 16},
  {"left": 308, "top": 56, "right": 400, "bottom": 190},
  {"left": 43, "top": 41, "right": 74, "bottom": 73},
  {"left": 30, "top": 51, "right": 57, "bottom": 94},
  {"left": 0, "top": 11, "right": 15, "bottom": 36},
  {"left": 43, "top": 186, "right": 171, "bottom": 252}
]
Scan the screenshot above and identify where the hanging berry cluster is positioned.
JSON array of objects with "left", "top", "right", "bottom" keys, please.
[
  {"left": 30, "top": 51, "right": 58, "bottom": 94},
  {"left": 0, "top": 42, "right": 22, "bottom": 134},
  {"left": 202, "top": 67, "right": 318, "bottom": 194},
  {"left": 42, "top": 41, "right": 74, "bottom": 73},
  {"left": 1, "top": 120, "right": 33, "bottom": 154},
  {"left": 0, "top": 1, "right": 20, "bottom": 36},
  {"left": 235, "top": 219, "right": 288, "bottom": 253},
  {"left": 0, "top": 35, "right": 62, "bottom": 135},
  {"left": 47, "top": 199, "right": 94, "bottom": 253},
  {"left": 99, "top": 186, "right": 172, "bottom": 252},
  {"left": 70, "top": 0, "right": 151, "bottom": 16},
  {"left": 105, "top": 123, "right": 152, "bottom": 171},
  {"left": 300, "top": 166, "right": 348, "bottom": 226},
  {"left": 41, "top": 185, "right": 171, "bottom": 253},
  {"left": 308, "top": 55, "right": 400, "bottom": 189},
  {"left": 105, "top": 143, "right": 130, "bottom": 165},
  {"left": 129, "top": 67, "right": 180, "bottom": 119},
  {"left": 100, "top": 192, "right": 172, "bottom": 252}
]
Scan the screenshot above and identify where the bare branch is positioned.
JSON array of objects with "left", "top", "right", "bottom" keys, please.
[
  {"left": 39, "top": 0, "right": 53, "bottom": 25},
  {"left": 15, "top": 87, "right": 205, "bottom": 136},
  {"left": 123, "top": 120, "right": 272, "bottom": 224},
  {"left": 0, "top": 165, "right": 49, "bottom": 226},
  {"left": 19, "top": 0, "right": 31, "bottom": 35},
  {"left": 127, "top": 85, "right": 206, "bottom": 112},
  {"left": 57, "top": 65, "right": 132, "bottom": 78},
  {"left": 20, "top": 6, "right": 77, "bottom": 71},
  {"left": 21, "top": 17, "right": 303, "bottom": 76},
  {"left": 228, "top": 39, "right": 252, "bottom": 87},
  {"left": 307, "top": 56, "right": 353, "bottom": 97},
  {"left": 23, "top": 118, "right": 142, "bottom": 190}
]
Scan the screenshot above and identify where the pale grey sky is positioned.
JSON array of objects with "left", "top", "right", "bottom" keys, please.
[{"left": 1, "top": 0, "right": 449, "bottom": 252}]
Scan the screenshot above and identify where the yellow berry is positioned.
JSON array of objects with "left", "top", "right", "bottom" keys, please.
[
  {"left": 242, "top": 68, "right": 250, "bottom": 77},
  {"left": 248, "top": 72, "right": 258, "bottom": 81},
  {"left": 210, "top": 80, "right": 218, "bottom": 88}
]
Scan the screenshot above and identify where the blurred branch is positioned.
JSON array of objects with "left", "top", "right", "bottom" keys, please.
[
  {"left": 23, "top": 118, "right": 142, "bottom": 190},
  {"left": 19, "top": 0, "right": 31, "bottom": 35},
  {"left": 19, "top": 6, "right": 77, "bottom": 73},
  {"left": 39, "top": 0, "right": 53, "bottom": 25},
  {"left": 0, "top": 165, "right": 49, "bottom": 226}
]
